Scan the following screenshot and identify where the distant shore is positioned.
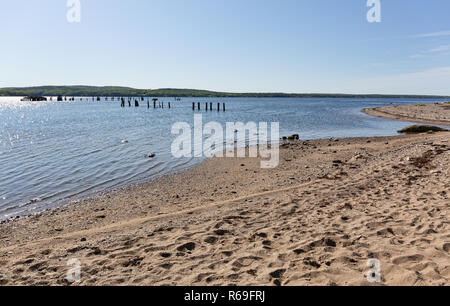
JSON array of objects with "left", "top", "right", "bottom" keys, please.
[
  {"left": 363, "top": 102, "right": 450, "bottom": 126},
  {"left": 0, "top": 131, "right": 448, "bottom": 286},
  {"left": 1, "top": 86, "right": 450, "bottom": 99}
]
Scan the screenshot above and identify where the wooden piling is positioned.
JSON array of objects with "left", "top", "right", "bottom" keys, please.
[
  {"left": 223, "top": 103, "right": 226, "bottom": 112},
  {"left": 198, "top": 102, "right": 200, "bottom": 111},
  {"left": 217, "top": 103, "right": 220, "bottom": 111},
  {"left": 192, "top": 102, "right": 195, "bottom": 110},
  {"left": 210, "top": 103, "right": 212, "bottom": 111}
]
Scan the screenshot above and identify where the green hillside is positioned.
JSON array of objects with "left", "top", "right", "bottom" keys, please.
[{"left": 0, "top": 86, "right": 449, "bottom": 99}]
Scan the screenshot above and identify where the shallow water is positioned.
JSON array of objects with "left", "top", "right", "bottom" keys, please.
[{"left": 0, "top": 96, "right": 446, "bottom": 220}]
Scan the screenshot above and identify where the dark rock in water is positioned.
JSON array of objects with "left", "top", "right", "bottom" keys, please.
[
  {"left": 57, "top": 95, "right": 63, "bottom": 101},
  {"left": 21, "top": 96, "right": 47, "bottom": 102},
  {"left": 147, "top": 153, "right": 156, "bottom": 158},
  {"left": 287, "top": 134, "right": 300, "bottom": 140}
]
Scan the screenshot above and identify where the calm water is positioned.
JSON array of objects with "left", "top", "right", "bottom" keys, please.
[{"left": 0, "top": 97, "right": 447, "bottom": 220}]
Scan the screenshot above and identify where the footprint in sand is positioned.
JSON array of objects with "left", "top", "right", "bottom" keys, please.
[
  {"left": 204, "top": 236, "right": 218, "bottom": 244},
  {"left": 232, "top": 256, "right": 262, "bottom": 268},
  {"left": 392, "top": 254, "right": 424, "bottom": 265},
  {"left": 177, "top": 242, "right": 196, "bottom": 252}
]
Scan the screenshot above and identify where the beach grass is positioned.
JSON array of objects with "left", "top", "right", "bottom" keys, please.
[{"left": 398, "top": 125, "right": 448, "bottom": 134}]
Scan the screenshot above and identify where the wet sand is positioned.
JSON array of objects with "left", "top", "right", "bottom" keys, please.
[
  {"left": 0, "top": 131, "right": 449, "bottom": 286},
  {"left": 363, "top": 102, "right": 450, "bottom": 126}
]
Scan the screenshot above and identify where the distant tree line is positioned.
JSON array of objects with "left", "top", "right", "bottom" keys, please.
[{"left": 0, "top": 86, "right": 448, "bottom": 99}]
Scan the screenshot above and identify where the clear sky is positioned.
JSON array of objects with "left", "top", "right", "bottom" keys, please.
[{"left": 1, "top": 0, "right": 450, "bottom": 95}]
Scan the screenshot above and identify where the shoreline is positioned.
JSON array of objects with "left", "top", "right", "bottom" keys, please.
[
  {"left": 0, "top": 132, "right": 449, "bottom": 286},
  {"left": 363, "top": 102, "right": 450, "bottom": 126},
  {"left": 0, "top": 156, "right": 208, "bottom": 223}
]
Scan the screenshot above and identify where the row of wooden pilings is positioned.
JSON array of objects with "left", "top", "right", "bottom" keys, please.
[
  {"left": 117, "top": 97, "right": 227, "bottom": 111},
  {"left": 54, "top": 96, "right": 227, "bottom": 111},
  {"left": 192, "top": 102, "right": 226, "bottom": 112},
  {"left": 120, "top": 97, "right": 172, "bottom": 109}
]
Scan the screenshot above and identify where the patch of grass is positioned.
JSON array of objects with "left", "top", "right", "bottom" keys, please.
[{"left": 398, "top": 125, "right": 448, "bottom": 134}]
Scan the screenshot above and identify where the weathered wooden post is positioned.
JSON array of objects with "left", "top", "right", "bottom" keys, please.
[
  {"left": 168, "top": 102, "right": 171, "bottom": 109},
  {"left": 135, "top": 99, "right": 139, "bottom": 107},
  {"left": 217, "top": 103, "right": 220, "bottom": 111},
  {"left": 210, "top": 103, "right": 212, "bottom": 111},
  {"left": 147, "top": 99, "right": 150, "bottom": 108},
  {"left": 153, "top": 98, "right": 158, "bottom": 109},
  {"left": 198, "top": 102, "right": 200, "bottom": 111},
  {"left": 223, "top": 103, "right": 226, "bottom": 112},
  {"left": 206, "top": 103, "right": 208, "bottom": 111},
  {"left": 192, "top": 102, "right": 195, "bottom": 110}
]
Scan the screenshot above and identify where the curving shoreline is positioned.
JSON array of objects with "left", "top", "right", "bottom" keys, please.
[{"left": 363, "top": 102, "right": 450, "bottom": 126}]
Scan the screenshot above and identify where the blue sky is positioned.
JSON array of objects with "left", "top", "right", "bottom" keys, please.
[{"left": 1, "top": 0, "right": 450, "bottom": 95}]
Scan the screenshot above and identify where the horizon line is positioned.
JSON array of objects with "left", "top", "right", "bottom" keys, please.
[{"left": 1, "top": 85, "right": 449, "bottom": 98}]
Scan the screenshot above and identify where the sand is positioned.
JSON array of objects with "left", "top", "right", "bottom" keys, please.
[
  {"left": 363, "top": 102, "right": 450, "bottom": 126},
  {"left": 0, "top": 130, "right": 449, "bottom": 286}
]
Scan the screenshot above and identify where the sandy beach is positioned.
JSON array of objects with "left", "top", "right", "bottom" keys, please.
[
  {"left": 0, "top": 123, "right": 449, "bottom": 285},
  {"left": 363, "top": 102, "right": 450, "bottom": 126},
  {"left": 2, "top": 0, "right": 450, "bottom": 290}
]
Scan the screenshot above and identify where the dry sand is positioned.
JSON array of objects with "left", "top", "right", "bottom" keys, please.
[
  {"left": 0, "top": 131, "right": 449, "bottom": 286},
  {"left": 363, "top": 102, "right": 450, "bottom": 126}
]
